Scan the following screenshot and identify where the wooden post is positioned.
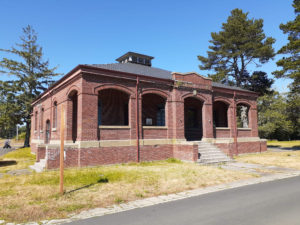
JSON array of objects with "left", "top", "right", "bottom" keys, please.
[{"left": 60, "top": 105, "right": 65, "bottom": 195}]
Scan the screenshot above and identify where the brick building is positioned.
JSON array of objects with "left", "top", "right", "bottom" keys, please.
[{"left": 31, "top": 52, "right": 267, "bottom": 169}]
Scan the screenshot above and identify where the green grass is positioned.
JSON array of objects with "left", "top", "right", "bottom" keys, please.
[
  {"left": 267, "top": 140, "right": 300, "bottom": 148},
  {"left": 1, "top": 147, "right": 35, "bottom": 160},
  {"left": 0, "top": 148, "right": 256, "bottom": 223},
  {"left": 0, "top": 147, "right": 35, "bottom": 173}
]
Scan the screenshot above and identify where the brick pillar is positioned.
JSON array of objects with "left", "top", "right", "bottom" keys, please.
[
  {"left": 77, "top": 93, "right": 98, "bottom": 141},
  {"left": 202, "top": 103, "right": 213, "bottom": 139},
  {"left": 250, "top": 106, "right": 259, "bottom": 137},
  {"left": 65, "top": 98, "right": 73, "bottom": 141},
  {"left": 173, "top": 100, "right": 185, "bottom": 140}
]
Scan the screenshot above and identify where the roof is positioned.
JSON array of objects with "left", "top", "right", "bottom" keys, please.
[
  {"left": 87, "top": 63, "right": 255, "bottom": 93},
  {"left": 87, "top": 63, "right": 172, "bottom": 80}
]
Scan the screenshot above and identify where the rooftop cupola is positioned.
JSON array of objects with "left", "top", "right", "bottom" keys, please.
[{"left": 116, "top": 52, "right": 154, "bottom": 67}]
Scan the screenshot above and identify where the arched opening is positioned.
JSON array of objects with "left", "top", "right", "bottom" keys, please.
[
  {"left": 184, "top": 97, "right": 203, "bottom": 141},
  {"left": 69, "top": 90, "right": 78, "bottom": 142},
  {"left": 237, "top": 103, "right": 250, "bottom": 128},
  {"left": 34, "top": 111, "right": 38, "bottom": 131},
  {"left": 142, "top": 93, "right": 166, "bottom": 126},
  {"left": 213, "top": 101, "right": 229, "bottom": 127},
  {"left": 40, "top": 108, "right": 44, "bottom": 131},
  {"left": 45, "top": 120, "right": 51, "bottom": 144},
  {"left": 98, "top": 89, "right": 129, "bottom": 126},
  {"left": 53, "top": 101, "right": 57, "bottom": 129}
]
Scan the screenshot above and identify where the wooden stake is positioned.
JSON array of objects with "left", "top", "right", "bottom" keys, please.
[{"left": 60, "top": 105, "right": 65, "bottom": 195}]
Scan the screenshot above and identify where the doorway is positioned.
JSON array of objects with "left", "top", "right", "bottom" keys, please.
[{"left": 184, "top": 97, "right": 203, "bottom": 141}]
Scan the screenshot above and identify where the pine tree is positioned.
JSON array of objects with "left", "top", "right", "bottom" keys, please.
[
  {"left": 198, "top": 9, "right": 275, "bottom": 88},
  {"left": 0, "top": 25, "right": 60, "bottom": 147},
  {"left": 273, "top": 0, "right": 300, "bottom": 139}
]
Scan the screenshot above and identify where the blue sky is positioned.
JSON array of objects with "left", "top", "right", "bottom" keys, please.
[{"left": 0, "top": 0, "right": 295, "bottom": 92}]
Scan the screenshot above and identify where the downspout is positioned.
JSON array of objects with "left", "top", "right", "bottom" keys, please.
[
  {"left": 136, "top": 76, "right": 140, "bottom": 162},
  {"left": 233, "top": 91, "right": 238, "bottom": 155}
]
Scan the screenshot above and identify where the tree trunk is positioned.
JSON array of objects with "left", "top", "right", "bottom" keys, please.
[{"left": 24, "top": 120, "right": 31, "bottom": 147}]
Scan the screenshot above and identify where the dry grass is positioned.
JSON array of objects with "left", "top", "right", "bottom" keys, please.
[
  {"left": 236, "top": 150, "right": 300, "bottom": 170},
  {"left": 0, "top": 158, "right": 254, "bottom": 223},
  {"left": 267, "top": 140, "right": 300, "bottom": 148},
  {"left": 0, "top": 138, "right": 24, "bottom": 147},
  {"left": 0, "top": 148, "right": 35, "bottom": 173}
]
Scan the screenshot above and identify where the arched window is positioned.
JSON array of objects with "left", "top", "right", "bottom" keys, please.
[
  {"left": 237, "top": 103, "right": 250, "bottom": 128},
  {"left": 98, "top": 89, "right": 129, "bottom": 126},
  {"left": 40, "top": 108, "right": 44, "bottom": 131},
  {"left": 45, "top": 120, "right": 51, "bottom": 144},
  {"left": 53, "top": 101, "right": 57, "bottom": 128},
  {"left": 142, "top": 93, "right": 166, "bottom": 126},
  {"left": 213, "top": 101, "right": 229, "bottom": 127},
  {"left": 35, "top": 111, "right": 38, "bottom": 131}
]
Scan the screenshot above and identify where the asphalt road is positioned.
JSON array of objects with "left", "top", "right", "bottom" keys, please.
[{"left": 66, "top": 176, "right": 300, "bottom": 225}]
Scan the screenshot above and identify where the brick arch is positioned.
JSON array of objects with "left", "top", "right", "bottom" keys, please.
[
  {"left": 181, "top": 92, "right": 207, "bottom": 103},
  {"left": 66, "top": 85, "right": 80, "bottom": 97},
  {"left": 52, "top": 97, "right": 58, "bottom": 105},
  {"left": 141, "top": 89, "right": 170, "bottom": 100},
  {"left": 213, "top": 97, "right": 232, "bottom": 107},
  {"left": 236, "top": 100, "right": 252, "bottom": 109},
  {"left": 94, "top": 83, "right": 134, "bottom": 97}
]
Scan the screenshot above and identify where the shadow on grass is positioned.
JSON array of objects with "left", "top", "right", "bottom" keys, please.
[
  {"left": 66, "top": 176, "right": 109, "bottom": 194},
  {"left": 268, "top": 145, "right": 300, "bottom": 151},
  {"left": 0, "top": 160, "right": 17, "bottom": 167}
]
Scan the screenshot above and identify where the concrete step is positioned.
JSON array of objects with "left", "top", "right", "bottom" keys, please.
[
  {"left": 196, "top": 141, "right": 232, "bottom": 165},
  {"left": 198, "top": 147, "right": 217, "bottom": 151},
  {"left": 200, "top": 154, "right": 228, "bottom": 159},
  {"left": 198, "top": 157, "right": 232, "bottom": 163},
  {"left": 30, "top": 158, "right": 46, "bottom": 173},
  {"left": 198, "top": 149, "right": 224, "bottom": 154}
]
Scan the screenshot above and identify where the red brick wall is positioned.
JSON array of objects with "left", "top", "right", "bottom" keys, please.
[
  {"left": 140, "top": 145, "right": 173, "bottom": 161},
  {"left": 36, "top": 146, "right": 46, "bottom": 162},
  {"left": 99, "top": 128, "right": 131, "bottom": 140},
  {"left": 173, "top": 144, "right": 198, "bottom": 162},
  {"left": 216, "top": 141, "right": 267, "bottom": 156},
  {"left": 214, "top": 129, "right": 231, "bottom": 138},
  {"left": 142, "top": 129, "right": 168, "bottom": 139}
]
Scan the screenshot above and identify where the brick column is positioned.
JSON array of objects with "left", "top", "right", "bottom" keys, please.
[
  {"left": 129, "top": 96, "right": 136, "bottom": 140},
  {"left": 77, "top": 93, "right": 98, "bottom": 141},
  {"left": 250, "top": 106, "right": 259, "bottom": 137},
  {"left": 65, "top": 98, "right": 73, "bottom": 141},
  {"left": 173, "top": 100, "right": 185, "bottom": 140},
  {"left": 202, "top": 103, "right": 214, "bottom": 139}
]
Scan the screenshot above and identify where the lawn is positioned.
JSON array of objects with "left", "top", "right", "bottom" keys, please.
[
  {"left": 267, "top": 140, "right": 300, "bottom": 148},
  {"left": 0, "top": 147, "right": 36, "bottom": 173},
  {"left": 236, "top": 150, "right": 300, "bottom": 170},
  {"left": 0, "top": 149, "right": 255, "bottom": 223}
]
